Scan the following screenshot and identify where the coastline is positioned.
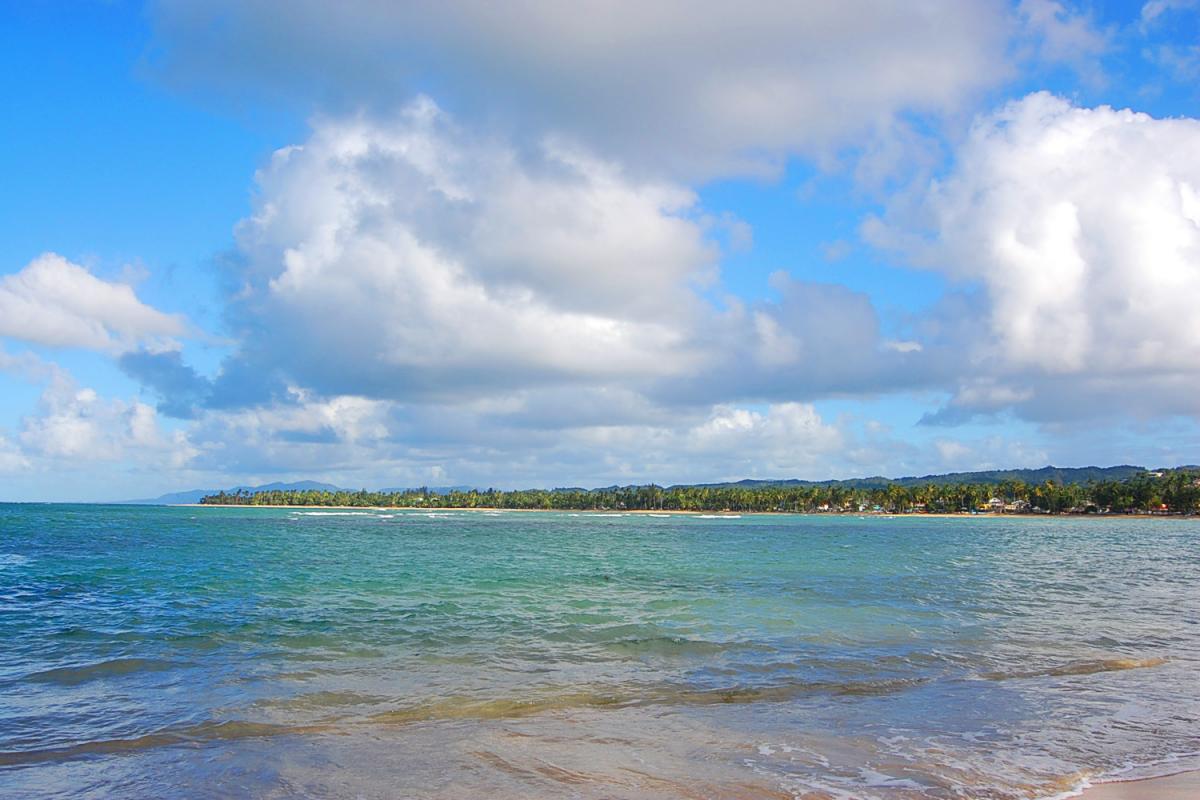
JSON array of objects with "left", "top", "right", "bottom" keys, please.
[
  {"left": 1078, "top": 771, "right": 1200, "bottom": 799},
  {"left": 177, "top": 503, "right": 1193, "bottom": 519}
]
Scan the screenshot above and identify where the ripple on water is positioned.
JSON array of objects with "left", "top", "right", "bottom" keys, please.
[
  {"left": 24, "top": 658, "right": 183, "bottom": 686},
  {"left": 0, "top": 553, "right": 31, "bottom": 569}
]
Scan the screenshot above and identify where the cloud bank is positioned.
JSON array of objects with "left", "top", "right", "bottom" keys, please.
[
  {"left": 148, "top": 0, "right": 1013, "bottom": 177},
  {"left": 868, "top": 92, "right": 1200, "bottom": 422}
]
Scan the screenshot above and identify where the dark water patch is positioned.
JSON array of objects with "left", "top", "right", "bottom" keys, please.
[
  {"left": 254, "top": 690, "right": 391, "bottom": 712},
  {"left": 366, "top": 676, "right": 929, "bottom": 725},
  {"left": 0, "top": 720, "right": 323, "bottom": 767},
  {"left": 24, "top": 659, "right": 182, "bottom": 686},
  {"left": 604, "top": 637, "right": 739, "bottom": 658}
]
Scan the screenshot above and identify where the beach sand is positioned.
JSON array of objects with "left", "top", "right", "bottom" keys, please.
[{"left": 1081, "top": 772, "right": 1200, "bottom": 799}]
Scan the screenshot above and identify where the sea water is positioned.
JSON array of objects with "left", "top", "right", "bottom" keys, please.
[{"left": 1, "top": 505, "right": 1198, "bottom": 798}]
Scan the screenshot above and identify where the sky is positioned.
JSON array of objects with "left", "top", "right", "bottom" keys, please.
[{"left": 2, "top": 0, "right": 1200, "bottom": 501}]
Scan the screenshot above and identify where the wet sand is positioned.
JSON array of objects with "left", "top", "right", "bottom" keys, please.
[{"left": 1081, "top": 771, "right": 1200, "bottom": 799}]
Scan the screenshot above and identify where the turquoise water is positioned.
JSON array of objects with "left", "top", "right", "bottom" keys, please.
[{"left": 2, "top": 505, "right": 1198, "bottom": 799}]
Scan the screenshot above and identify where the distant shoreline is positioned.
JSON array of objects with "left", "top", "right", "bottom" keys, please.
[{"left": 177, "top": 504, "right": 1194, "bottom": 518}]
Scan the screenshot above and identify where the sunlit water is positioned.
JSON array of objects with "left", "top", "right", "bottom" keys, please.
[{"left": 2, "top": 505, "right": 1198, "bottom": 799}]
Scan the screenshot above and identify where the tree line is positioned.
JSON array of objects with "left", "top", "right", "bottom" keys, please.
[{"left": 199, "top": 470, "right": 1200, "bottom": 514}]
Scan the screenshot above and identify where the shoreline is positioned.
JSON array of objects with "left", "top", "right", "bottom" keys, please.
[
  {"left": 1078, "top": 770, "right": 1200, "bottom": 799},
  {"left": 177, "top": 504, "right": 1195, "bottom": 519}
]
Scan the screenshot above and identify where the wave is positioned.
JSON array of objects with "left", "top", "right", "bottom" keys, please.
[
  {"left": 980, "top": 656, "right": 1167, "bottom": 682},
  {"left": 0, "top": 553, "right": 30, "bottom": 569},
  {"left": 8, "top": 679, "right": 928, "bottom": 766},
  {"left": 369, "top": 677, "right": 927, "bottom": 726},
  {"left": 696, "top": 514, "right": 742, "bottom": 519},
  {"left": 5, "top": 674, "right": 929, "bottom": 765},
  {"left": 254, "top": 690, "right": 390, "bottom": 712},
  {"left": 291, "top": 511, "right": 378, "bottom": 516},
  {"left": 604, "top": 636, "right": 732, "bottom": 657},
  {"left": 1032, "top": 751, "right": 1200, "bottom": 800},
  {"left": 0, "top": 719, "right": 324, "bottom": 767},
  {"left": 25, "top": 658, "right": 181, "bottom": 686}
]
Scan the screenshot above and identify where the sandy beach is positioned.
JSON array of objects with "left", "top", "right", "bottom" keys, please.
[{"left": 1081, "top": 771, "right": 1200, "bottom": 799}]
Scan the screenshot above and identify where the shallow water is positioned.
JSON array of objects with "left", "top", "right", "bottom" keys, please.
[{"left": 1, "top": 505, "right": 1198, "bottom": 798}]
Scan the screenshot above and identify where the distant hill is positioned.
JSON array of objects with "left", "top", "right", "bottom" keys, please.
[
  {"left": 683, "top": 465, "right": 1151, "bottom": 491},
  {"left": 123, "top": 480, "right": 345, "bottom": 505}
]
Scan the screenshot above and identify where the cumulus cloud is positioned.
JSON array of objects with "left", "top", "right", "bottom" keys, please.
[
  {"left": 134, "top": 98, "right": 928, "bottom": 428},
  {"left": 211, "top": 100, "right": 720, "bottom": 405},
  {"left": 148, "top": 0, "right": 1012, "bottom": 178},
  {"left": 180, "top": 388, "right": 393, "bottom": 476},
  {"left": 866, "top": 92, "right": 1200, "bottom": 422},
  {"left": 17, "top": 370, "right": 195, "bottom": 467},
  {"left": 0, "top": 253, "right": 184, "bottom": 351},
  {"left": 648, "top": 273, "right": 938, "bottom": 408}
]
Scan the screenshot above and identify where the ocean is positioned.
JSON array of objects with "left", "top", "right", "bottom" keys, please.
[{"left": 1, "top": 505, "right": 1197, "bottom": 798}]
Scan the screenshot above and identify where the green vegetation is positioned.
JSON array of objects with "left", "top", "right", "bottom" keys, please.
[{"left": 200, "top": 469, "right": 1200, "bottom": 514}]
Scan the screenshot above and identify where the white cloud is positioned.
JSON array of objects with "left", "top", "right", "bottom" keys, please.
[
  {"left": 149, "top": 0, "right": 1012, "bottom": 178},
  {"left": 867, "top": 92, "right": 1200, "bottom": 420},
  {"left": 206, "top": 389, "right": 391, "bottom": 448},
  {"left": 685, "top": 402, "right": 845, "bottom": 463},
  {"left": 0, "top": 253, "right": 184, "bottom": 351},
  {"left": 0, "top": 434, "right": 30, "bottom": 473},
  {"left": 18, "top": 370, "right": 194, "bottom": 467},
  {"left": 1141, "top": 0, "right": 1198, "bottom": 24},
  {"left": 113, "top": 99, "right": 927, "bottom": 467},
  {"left": 0, "top": 346, "right": 56, "bottom": 382},
  {"left": 1017, "top": 0, "right": 1110, "bottom": 77},
  {"left": 1145, "top": 43, "right": 1200, "bottom": 81},
  {"left": 182, "top": 392, "right": 863, "bottom": 487},
  {"left": 932, "top": 435, "right": 1049, "bottom": 472},
  {"left": 221, "top": 100, "right": 723, "bottom": 402}
]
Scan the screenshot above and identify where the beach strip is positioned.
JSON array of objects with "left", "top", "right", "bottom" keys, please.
[{"left": 1080, "top": 771, "right": 1200, "bottom": 799}]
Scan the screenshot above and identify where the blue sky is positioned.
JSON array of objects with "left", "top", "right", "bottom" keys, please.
[{"left": 2, "top": 0, "right": 1199, "bottom": 500}]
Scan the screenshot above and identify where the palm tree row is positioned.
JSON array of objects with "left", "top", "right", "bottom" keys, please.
[{"left": 200, "top": 470, "right": 1200, "bottom": 514}]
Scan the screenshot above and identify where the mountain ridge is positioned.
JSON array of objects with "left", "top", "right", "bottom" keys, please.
[
  {"left": 123, "top": 481, "right": 344, "bottom": 505},
  {"left": 681, "top": 464, "right": 1155, "bottom": 491}
]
